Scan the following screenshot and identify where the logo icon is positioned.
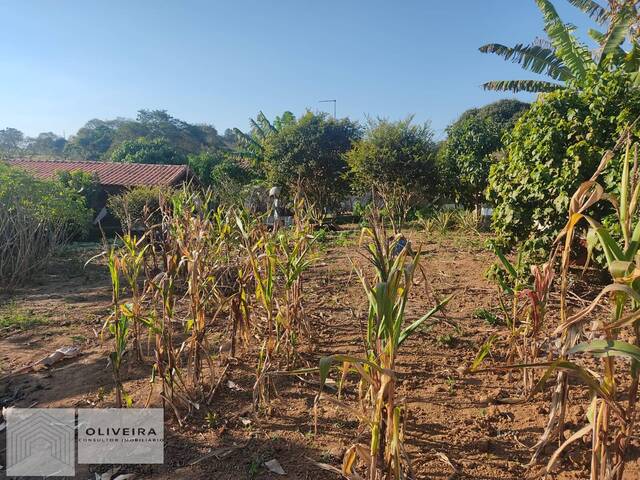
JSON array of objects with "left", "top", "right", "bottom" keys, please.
[{"left": 6, "top": 408, "right": 75, "bottom": 477}]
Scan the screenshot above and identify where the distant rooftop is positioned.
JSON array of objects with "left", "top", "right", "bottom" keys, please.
[{"left": 5, "top": 159, "right": 193, "bottom": 187}]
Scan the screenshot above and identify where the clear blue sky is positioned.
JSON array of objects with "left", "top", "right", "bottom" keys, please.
[{"left": 0, "top": 1, "right": 598, "bottom": 139}]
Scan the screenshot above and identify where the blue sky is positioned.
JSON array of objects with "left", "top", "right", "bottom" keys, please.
[{"left": 0, "top": 1, "right": 599, "bottom": 139}]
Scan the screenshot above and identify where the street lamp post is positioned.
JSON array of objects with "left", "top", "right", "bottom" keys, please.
[{"left": 319, "top": 99, "right": 336, "bottom": 118}]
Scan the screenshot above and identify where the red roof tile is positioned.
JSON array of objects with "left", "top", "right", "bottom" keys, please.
[{"left": 5, "top": 159, "right": 192, "bottom": 187}]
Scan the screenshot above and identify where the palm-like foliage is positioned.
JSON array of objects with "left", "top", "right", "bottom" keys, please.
[
  {"left": 230, "top": 111, "right": 278, "bottom": 168},
  {"left": 480, "top": 0, "right": 639, "bottom": 92}
]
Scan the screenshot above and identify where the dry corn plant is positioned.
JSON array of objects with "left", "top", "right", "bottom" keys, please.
[
  {"left": 525, "top": 135, "right": 640, "bottom": 479},
  {"left": 119, "top": 234, "right": 149, "bottom": 362},
  {"left": 274, "top": 198, "right": 318, "bottom": 362},
  {"left": 236, "top": 197, "right": 320, "bottom": 410},
  {"left": 145, "top": 249, "right": 193, "bottom": 424},
  {"left": 316, "top": 215, "right": 450, "bottom": 480},
  {"left": 474, "top": 249, "right": 556, "bottom": 394},
  {"left": 138, "top": 188, "right": 236, "bottom": 423},
  {"left": 275, "top": 229, "right": 315, "bottom": 357},
  {"left": 98, "top": 245, "right": 132, "bottom": 407},
  {"left": 168, "top": 189, "right": 230, "bottom": 401},
  {"left": 237, "top": 215, "right": 278, "bottom": 410},
  {"left": 229, "top": 258, "right": 252, "bottom": 357}
]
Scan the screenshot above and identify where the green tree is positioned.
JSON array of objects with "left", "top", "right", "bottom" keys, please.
[
  {"left": 187, "top": 150, "right": 226, "bottom": 183},
  {"left": 64, "top": 111, "right": 225, "bottom": 161},
  {"left": 56, "top": 170, "right": 101, "bottom": 212},
  {"left": 480, "top": 0, "right": 640, "bottom": 92},
  {"left": 210, "top": 158, "right": 253, "bottom": 206},
  {"left": 64, "top": 119, "right": 118, "bottom": 160},
  {"left": 230, "top": 111, "right": 295, "bottom": 171},
  {"left": 187, "top": 150, "right": 253, "bottom": 195},
  {"left": 25, "top": 132, "right": 67, "bottom": 156},
  {"left": 136, "top": 109, "right": 223, "bottom": 154},
  {"left": 263, "top": 111, "right": 360, "bottom": 212},
  {"left": 0, "top": 127, "right": 25, "bottom": 154},
  {"left": 346, "top": 116, "right": 437, "bottom": 229},
  {"left": 438, "top": 100, "right": 529, "bottom": 207},
  {"left": 487, "top": 69, "right": 640, "bottom": 254},
  {"left": 110, "top": 138, "right": 186, "bottom": 165}
]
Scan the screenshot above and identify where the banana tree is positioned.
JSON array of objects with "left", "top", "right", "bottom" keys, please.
[
  {"left": 480, "top": 0, "right": 640, "bottom": 92},
  {"left": 230, "top": 111, "right": 295, "bottom": 169}
]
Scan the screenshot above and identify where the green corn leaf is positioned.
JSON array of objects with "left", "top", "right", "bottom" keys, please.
[
  {"left": 530, "top": 359, "right": 611, "bottom": 402},
  {"left": 583, "top": 217, "right": 625, "bottom": 263},
  {"left": 319, "top": 354, "right": 391, "bottom": 391},
  {"left": 470, "top": 334, "right": 499, "bottom": 372},
  {"left": 569, "top": 339, "right": 640, "bottom": 363},
  {"left": 495, "top": 249, "right": 518, "bottom": 279},
  {"left": 399, "top": 294, "right": 453, "bottom": 346}
]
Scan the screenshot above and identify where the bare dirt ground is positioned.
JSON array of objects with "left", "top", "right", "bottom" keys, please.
[{"left": 1, "top": 231, "right": 639, "bottom": 479}]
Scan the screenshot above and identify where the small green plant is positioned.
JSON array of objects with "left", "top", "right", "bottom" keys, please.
[
  {"left": 482, "top": 246, "right": 554, "bottom": 394},
  {"left": 333, "top": 230, "right": 355, "bottom": 247},
  {"left": 247, "top": 455, "right": 264, "bottom": 478},
  {"left": 418, "top": 209, "right": 458, "bottom": 234},
  {"left": 103, "top": 245, "right": 131, "bottom": 408},
  {"left": 0, "top": 302, "right": 48, "bottom": 331},
  {"left": 455, "top": 209, "right": 480, "bottom": 233},
  {"left": 205, "top": 411, "right": 219, "bottom": 429},
  {"left": 436, "top": 333, "right": 457, "bottom": 348},
  {"left": 473, "top": 308, "right": 503, "bottom": 326},
  {"left": 119, "top": 234, "right": 148, "bottom": 361},
  {"left": 445, "top": 376, "right": 457, "bottom": 394}
]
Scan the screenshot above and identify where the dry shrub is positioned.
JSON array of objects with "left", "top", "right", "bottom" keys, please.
[{"left": 0, "top": 163, "right": 90, "bottom": 290}]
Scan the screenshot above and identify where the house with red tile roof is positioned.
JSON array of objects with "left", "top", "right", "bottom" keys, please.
[
  {"left": 5, "top": 159, "right": 197, "bottom": 229},
  {"left": 6, "top": 159, "right": 194, "bottom": 188}
]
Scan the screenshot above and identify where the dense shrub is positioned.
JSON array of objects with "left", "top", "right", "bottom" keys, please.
[
  {"left": 487, "top": 70, "right": 640, "bottom": 254},
  {"left": 346, "top": 116, "right": 437, "bottom": 230},
  {"left": 187, "top": 150, "right": 254, "bottom": 206},
  {"left": 263, "top": 111, "right": 361, "bottom": 213},
  {"left": 107, "top": 186, "right": 168, "bottom": 232},
  {"left": 110, "top": 137, "right": 186, "bottom": 165},
  {"left": 56, "top": 170, "right": 101, "bottom": 212},
  {"left": 437, "top": 100, "right": 528, "bottom": 207},
  {"left": 0, "top": 163, "right": 91, "bottom": 289}
]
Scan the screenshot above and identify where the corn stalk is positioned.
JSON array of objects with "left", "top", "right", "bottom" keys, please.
[
  {"left": 317, "top": 216, "right": 450, "bottom": 479},
  {"left": 532, "top": 135, "right": 640, "bottom": 479}
]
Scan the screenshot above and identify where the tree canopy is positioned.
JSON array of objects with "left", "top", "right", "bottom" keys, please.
[
  {"left": 230, "top": 111, "right": 295, "bottom": 172},
  {"left": 346, "top": 116, "right": 437, "bottom": 227},
  {"left": 110, "top": 138, "right": 186, "bottom": 165},
  {"left": 61, "top": 110, "right": 224, "bottom": 161},
  {"left": 487, "top": 69, "right": 640, "bottom": 254},
  {"left": 262, "top": 111, "right": 361, "bottom": 212},
  {"left": 437, "top": 99, "right": 529, "bottom": 206}
]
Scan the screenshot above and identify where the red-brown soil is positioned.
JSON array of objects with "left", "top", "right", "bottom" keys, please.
[{"left": 1, "top": 231, "right": 639, "bottom": 479}]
